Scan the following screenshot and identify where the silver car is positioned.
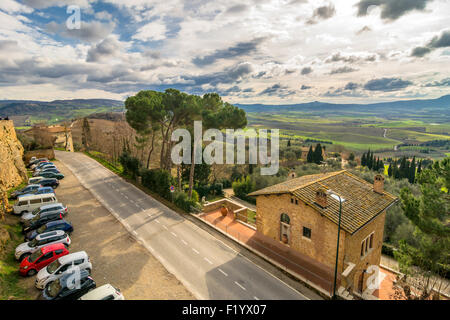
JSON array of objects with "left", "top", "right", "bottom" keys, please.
[
  {"left": 36, "top": 251, "right": 92, "bottom": 290},
  {"left": 15, "top": 231, "right": 71, "bottom": 261},
  {"left": 21, "top": 203, "right": 68, "bottom": 224}
]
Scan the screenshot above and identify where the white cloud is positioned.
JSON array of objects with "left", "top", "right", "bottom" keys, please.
[
  {"left": 0, "top": 0, "right": 34, "bottom": 14},
  {"left": 132, "top": 20, "right": 167, "bottom": 41}
]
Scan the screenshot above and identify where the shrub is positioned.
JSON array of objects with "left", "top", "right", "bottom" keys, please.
[
  {"left": 232, "top": 176, "right": 256, "bottom": 204},
  {"left": 173, "top": 191, "right": 200, "bottom": 212},
  {"left": 119, "top": 152, "right": 140, "bottom": 178},
  {"left": 141, "top": 168, "right": 175, "bottom": 200}
]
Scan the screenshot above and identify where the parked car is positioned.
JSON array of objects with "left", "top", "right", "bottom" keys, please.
[
  {"left": 42, "top": 269, "right": 96, "bottom": 300},
  {"left": 39, "top": 178, "right": 60, "bottom": 189},
  {"left": 33, "top": 168, "right": 59, "bottom": 177},
  {"left": 28, "top": 158, "right": 49, "bottom": 169},
  {"left": 30, "top": 159, "right": 50, "bottom": 170},
  {"left": 28, "top": 176, "right": 44, "bottom": 185},
  {"left": 79, "top": 284, "right": 124, "bottom": 300},
  {"left": 21, "top": 203, "right": 67, "bottom": 224},
  {"left": 34, "top": 162, "right": 54, "bottom": 171},
  {"left": 19, "top": 243, "right": 69, "bottom": 277},
  {"left": 40, "top": 172, "right": 64, "bottom": 180},
  {"left": 15, "top": 231, "right": 71, "bottom": 261},
  {"left": 36, "top": 251, "right": 92, "bottom": 290},
  {"left": 10, "top": 184, "right": 42, "bottom": 200},
  {"left": 34, "top": 187, "right": 55, "bottom": 196},
  {"left": 25, "top": 220, "right": 73, "bottom": 241},
  {"left": 13, "top": 194, "right": 58, "bottom": 215},
  {"left": 22, "top": 211, "right": 64, "bottom": 233}
]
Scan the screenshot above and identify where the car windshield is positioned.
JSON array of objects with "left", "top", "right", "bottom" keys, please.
[
  {"left": 47, "top": 280, "right": 62, "bottom": 297},
  {"left": 32, "top": 207, "right": 41, "bottom": 215},
  {"left": 29, "top": 249, "right": 42, "bottom": 263},
  {"left": 37, "top": 225, "right": 47, "bottom": 233},
  {"left": 28, "top": 239, "right": 38, "bottom": 247},
  {"left": 47, "top": 259, "right": 62, "bottom": 274}
]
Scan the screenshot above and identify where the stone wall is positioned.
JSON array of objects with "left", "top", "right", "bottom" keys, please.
[
  {"left": 23, "top": 148, "right": 55, "bottom": 163},
  {"left": 202, "top": 198, "right": 245, "bottom": 213}
]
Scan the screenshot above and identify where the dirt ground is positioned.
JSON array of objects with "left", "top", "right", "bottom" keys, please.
[{"left": 14, "top": 159, "right": 194, "bottom": 300}]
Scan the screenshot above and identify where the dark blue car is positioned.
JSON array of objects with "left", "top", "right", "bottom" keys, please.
[
  {"left": 35, "top": 187, "right": 55, "bottom": 195},
  {"left": 25, "top": 219, "right": 73, "bottom": 241}
]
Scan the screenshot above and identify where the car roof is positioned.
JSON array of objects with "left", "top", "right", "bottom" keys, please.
[
  {"left": 25, "top": 184, "right": 41, "bottom": 188},
  {"left": 79, "top": 284, "right": 116, "bottom": 300},
  {"left": 58, "top": 251, "right": 88, "bottom": 264},
  {"left": 35, "top": 230, "right": 65, "bottom": 240},
  {"left": 40, "top": 203, "right": 63, "bottom": 210},
  {"left": 41, "top": 243, "right": 66, "bottom": 254},
  {"left": 16, "top": 194, "right": 56, "bottom": 201},
  {"left": 40, "top": 178, "right": 58, "bottom": 182},
  {"left": 47, "top": 219, "right": 69, "bottom": 227}
]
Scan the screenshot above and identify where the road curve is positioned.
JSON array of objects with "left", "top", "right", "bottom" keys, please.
[{"left": 55, "top": 151, "right": 309, "bottom": 300}]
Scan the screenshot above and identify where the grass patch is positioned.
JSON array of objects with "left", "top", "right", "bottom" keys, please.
[
  {"left": 84, "top": 151, "right": 123, "bottom": 175},
  {"left": 0, "top": 223, "right": 33, "bottom": 300},
  {"left": 247, "top": 209, "right": 256, "bottom": 225}
]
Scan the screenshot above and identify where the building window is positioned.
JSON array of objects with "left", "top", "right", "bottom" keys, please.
[
  {"left": 291, "top": 198, "right": 294, "bottom": 204},
  {"left": 361, "top": 232, "right": 375, "bottom": 257},
  {"left": 303, "top": 227, "right": 311, "bottom": 239},
  {"left": 295, "top": 199, "right": 298, "bottom": 205},
  {"left": 280, "top": 213, "right": 291, "bottom": 244}
]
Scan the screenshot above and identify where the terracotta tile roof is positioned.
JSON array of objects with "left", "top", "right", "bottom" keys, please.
[{"left": 250, "top": 170, "right": 398, "bottom": 234}]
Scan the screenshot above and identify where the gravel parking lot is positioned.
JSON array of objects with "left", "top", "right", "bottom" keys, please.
[{"left": 46, "top": 159, "right": 195, "bottom": 299}]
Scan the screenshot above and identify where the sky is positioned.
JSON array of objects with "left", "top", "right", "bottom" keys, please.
[{"left": 0, "top": 0, "right": 449, "bottom": 104}]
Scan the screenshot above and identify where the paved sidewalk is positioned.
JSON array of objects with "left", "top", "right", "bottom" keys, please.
[{"left": 199, "top": 209, "right": 335, "bottom": 297}]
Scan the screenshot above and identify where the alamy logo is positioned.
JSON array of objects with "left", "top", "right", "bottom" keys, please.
[
  {"left": 65, "top": 265, "right": 81, "bottom": 290},
  {"left": 171, "top": 121, "right": 280, "bottom": 175},
  {"left": 66, "top": 5, "right": 81, "bottom": 30}
]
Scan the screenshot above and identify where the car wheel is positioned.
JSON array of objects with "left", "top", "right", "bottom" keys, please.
[
  {"left": 27, "top": 269, "right": 37, "bottom": 276},
  {"left": 19, "top": 253, "right": 30, "bottom": 262}
]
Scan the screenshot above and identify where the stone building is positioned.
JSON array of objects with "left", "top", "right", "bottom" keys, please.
[
  {"left": 249, "top": 170, "right": 397, "bottom": 297},
  {"left": 24, "top": 124, "right": 74, "bottom": 152}
]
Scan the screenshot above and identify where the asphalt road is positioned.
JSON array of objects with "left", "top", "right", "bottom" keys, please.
[{"left": 55, "top": 151, "right": 309, "bottom": 300}]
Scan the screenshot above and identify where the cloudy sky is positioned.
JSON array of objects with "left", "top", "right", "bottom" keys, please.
[{"left": 0, "top": 0, "right": 449, "bottom": 103}]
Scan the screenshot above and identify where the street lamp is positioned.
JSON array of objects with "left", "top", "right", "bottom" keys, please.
[{"left": 327, "top": 189, "right": 345, "bottom": 299}]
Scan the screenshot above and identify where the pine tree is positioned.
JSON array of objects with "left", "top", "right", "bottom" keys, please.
[{"left": 307, "top": 145, "right": 314, "bottom": 163}]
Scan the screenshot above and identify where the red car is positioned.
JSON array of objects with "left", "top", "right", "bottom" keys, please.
[{"left": 19, "top": 243, "right": 69, "bottom": 276}]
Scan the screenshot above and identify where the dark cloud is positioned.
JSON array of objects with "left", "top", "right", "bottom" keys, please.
[
  {"left": 183, "top": 62, "right": 253, "bottom": 86},
  {"left": 192, "top": 38, "right": 264, "bottom": 66},
  {"left": 225, "top": 4, "right": 248, "bottom": 14},
  {"left": 301, "top": 67, "right": 313, "bottom": 75},
  {"left": 0, "top": 40, "right": 19, "bottom": 51},
  {"left": 344, "top": 82, "right": 360, "bottom": 90},
  {"left": 325, "top": 52, "right": 377, "bottom": 64},
  {"left": 86, "top": 37, "right": 122, "bottom": 62},
  {"left": 307, "top": 4, "right": 336, "bottom": 24},
  {"left": 259, "top": 83, "right": 296, "bottom": 97},
  {"left": 300, "top": 84, "right": 312, "bottom": 90},
  {"left": 363, "top": 77, "right": 413, "bottom": 91},
  {"left": 329, "top": 66, "right": 358, "bottom": 75},
  {"left": 411, "top": 30, "right": 450, "bottom": 57},
  {"left": 423, "top": 78, "right": 450, "bottom": 87},
  {"left": 355, "top": 0, "right": 433, "bottom": 21},
  {"left": 45, "top": 21, "right": 115, "bottom": 42}
]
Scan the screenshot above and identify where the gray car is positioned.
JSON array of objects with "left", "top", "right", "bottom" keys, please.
[
  {"left": 15, "top": 230, "right": 71, "bottom": 261},
  {"left": 21, "top": 203, "right": 68, "bottom": 224}
]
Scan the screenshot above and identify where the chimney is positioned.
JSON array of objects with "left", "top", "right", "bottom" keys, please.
[
  {"left": 315, "top": 188, "right": 327, "bottom": 208},
  {"left": 374, "top": 174, "right": 385, "bottom": 194}
]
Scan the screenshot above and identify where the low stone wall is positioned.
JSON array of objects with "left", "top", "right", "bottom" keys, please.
[
  {"left": 24, "top": 148, "right": 55, "bottom": 162},
  {"left": 202, "top": 198, "right": 245, "bottom": 213}
]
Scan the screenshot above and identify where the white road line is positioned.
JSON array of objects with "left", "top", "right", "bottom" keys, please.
[
  {"left": 132, "top": 231, "right": 138, "bottom": 236},
  {"left": 218, "top": 268, "right": 228, "bottom": 277},
  {"left": 192, "top": 248, "right": 200, "bottom": 254},
  {"left": 204, "top": 257, "right": 213, "bottom": 265},
  {"left": 163, "top": 225, "right": 168, "bottom": 230},
  {"left": 235, "top": 281, "right": 246, "bottom": 291},
  {"left": 155, "top": 219, "right": 160, "bottom": 224},
  {"left": 124, "top": 195, "right": 129, "bottom": 199},
  {"left": 254, "top": 296, "right": 259, "bottom": 300},
  {"left": 181, "top": 239, "right": 188, "bottom": 246},
  {"left": 171, "top": 232, "right": 177, "bottom": 237}
]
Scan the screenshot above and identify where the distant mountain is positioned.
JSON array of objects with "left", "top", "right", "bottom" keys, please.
[
  {"left": 235, "top": 95, "right": 450, "bottom": 114},
  {"left": 0, "top": 99, "right": 124, "bottom": 117}
]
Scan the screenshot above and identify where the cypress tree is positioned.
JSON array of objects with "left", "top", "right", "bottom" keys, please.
[
  {"left": 417, "top": 160, "right": 422, "bottom": 174},
  {"left": 361, "top": 152, "right": 367, "bottom": 167},
  {"left": 287, "top": 139, "right": 291, "bottom": 147},
  {"left": 307, "top": 146, "right": 314, "bottom": 163},
  {"left": 313, "top": 144, "right": 323, "bottom": 164},
  {"left": 409, "top": 156, "right": 416, "bottom": 183},
  {"left": 388, "top": 163, "right": 393, "bottom": 177}
]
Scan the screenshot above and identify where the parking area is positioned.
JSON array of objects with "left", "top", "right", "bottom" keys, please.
[{"left": 7, "top": 157, "right": 194, "bottom": 300}]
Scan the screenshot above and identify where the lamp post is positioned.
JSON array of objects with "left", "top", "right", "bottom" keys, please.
[{"left": 327, "top": 190, "right": 344, "bottom": 299}]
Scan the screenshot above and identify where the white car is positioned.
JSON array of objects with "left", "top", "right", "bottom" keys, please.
[
  {"left": 15, "top": 231, "right": 70, "bottom": 261},
  {"left": 79, "top": 284, "right": 125, "bottom": 300},
  {"left": 35, "top": 251, "right": 92, "bottom": 290}
]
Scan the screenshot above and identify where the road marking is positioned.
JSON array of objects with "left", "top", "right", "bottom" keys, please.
[
  {"left": 192, "top": 248, "right": 200, "bottom": 254},
  {"left": 204, "top": 257, "right": 213, "bottom": 265},
  {"left": 132, "top": 231, "right": 138, "bottom": 236},
  {"left": 235, "top": 281, "right": 246, "bottom": 291},
  {"left": 181, "top": 239, "right": 188, "bottom": 246},
  {"left": 218, "top": 268, "right": 228, "bottom": 277},
  {"left": 254, "top": 296, "right": 259, "bottom": 300},
  {"left": 171, "top": 232, "right": 177, "bottom": 238},
  {"left": 155, "top": 219, "right": 160, "bottom": 224},
  {"left": 163, "top": 225, "right": 168, "bottom": 230},
  {"left": 124, "top": 195, "right": 129, "bottom": 200}
]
